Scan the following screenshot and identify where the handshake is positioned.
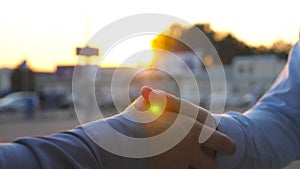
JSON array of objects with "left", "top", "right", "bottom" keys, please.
[
  {"left": 135, "top": 86, "right": 237, "bottom": 169},
  {"left": 84, "top": 86, "right": 237, "bottom": 169},
  {"left": 139, "top": 86, "right": 236, "bottom": 169}
]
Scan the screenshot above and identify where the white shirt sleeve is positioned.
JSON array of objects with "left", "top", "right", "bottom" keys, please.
[{"left": 214, "top": 41, "right": 300, "bottom": 169}]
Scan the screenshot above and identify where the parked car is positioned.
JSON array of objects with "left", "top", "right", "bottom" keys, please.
[{"left": 0, "top": 91, "right": 40, "bottom": 114}]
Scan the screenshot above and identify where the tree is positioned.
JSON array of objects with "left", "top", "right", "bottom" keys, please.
[
  {"left": 11, "top": 60, "right": 35, "bottom": 92},
  {"left": 151, "top": 23, "right": 292, "bottom": 64}
]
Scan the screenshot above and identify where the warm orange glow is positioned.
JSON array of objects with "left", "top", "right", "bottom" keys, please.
[
  {"left": 0, "top": 0, "right": 298, "bottom": 72},
  {"left": 203, "top": 55, "right": 214, "bottom": 67},
  {"left": 151, "top": 23, "right": 184, "bottom": 51},
  {"left": 150, "top": 23, "right": 187, "bottom": 61}
]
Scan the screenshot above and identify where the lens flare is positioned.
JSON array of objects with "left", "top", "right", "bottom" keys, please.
[{"left": 149, "top": 104, "right": 161, "bottom": 116}]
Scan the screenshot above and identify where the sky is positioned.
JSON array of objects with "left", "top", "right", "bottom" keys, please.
[{"left": 0, "top": 0, "right": 299, "bottom": 72}]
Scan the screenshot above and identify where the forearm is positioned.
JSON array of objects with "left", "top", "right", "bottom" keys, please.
[
  {"left": 0, "top": 143, "right": 41, "bottom": 169},
  {"left": 0, "top": 128, "right": 103, "bottom": 169},
  {"left": 0, "top": 114, "right": 146, "bottom": 169},
  {"left": 214, "top": 112, "right": 283, "bottom": 169}
]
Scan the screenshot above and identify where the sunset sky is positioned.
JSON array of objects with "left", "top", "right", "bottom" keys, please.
[{"left": 0, "top": 0, "right": 299, "bottom": 72}]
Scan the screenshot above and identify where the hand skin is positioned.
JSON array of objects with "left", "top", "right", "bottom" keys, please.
[{"left": 126, "top": 86, "right": 236, "bottom": 169}]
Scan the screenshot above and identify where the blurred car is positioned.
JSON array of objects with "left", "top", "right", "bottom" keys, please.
[
  {"left": 97, "top": 94, "right": 114, "bottom": 108},
  {"left": 58, "top": 92, "right": 74, "bottom": 109},
  {"left": 0, "top": 91, "right": 40, "bottom": 113}
]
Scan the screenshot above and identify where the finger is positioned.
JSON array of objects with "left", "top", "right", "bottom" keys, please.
[
  {"left": 141, "top": 86, "right": 152, "bottom": 104},
  {"left": 199, "top": 124, "right": 236, "bottom": 155},
  {"left": 141, "top": 86, "right": 215, "bottom": 127},
  {"left": 189, "top": 121, "right": 236, "bottom": 155},
  {"left": 141, "top": 86, "right": 180, "bottom": 112},
  {"left": 131, "top": 96, "right": 148, "bottom": 111},
  {"left": 188, "top": 143, "right": 219, "bottom": 169},
  {"left": 191, "top": 155, "right": 219, "bottom": 169},
  {"left": 201, "top": 146, "right": 216, "bottom": 159}
]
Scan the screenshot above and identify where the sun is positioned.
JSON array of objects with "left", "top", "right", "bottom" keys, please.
[{"left": 99, "top": 35, "right": 156, "bottom": 68}]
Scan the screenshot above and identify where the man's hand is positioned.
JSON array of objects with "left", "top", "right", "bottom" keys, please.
[
  {"left": 123, "top": 86, "right": 236, "bottom": 169},
  {"left": 140, "top": 86, "right": 218, "bottom": 128}
]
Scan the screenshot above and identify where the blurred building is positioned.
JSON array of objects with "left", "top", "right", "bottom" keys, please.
[
  {"left": 19, "top": 54, "right": 286, "bottom": 110},
  {"left": 232, "top": 54, "right": 285, "bottom": 92},
  {"left": 0, "top": 68, "right": 12, "bottom": 97},
  {"left": 151, "top": 51, "right": 212, "bottom": 104}
]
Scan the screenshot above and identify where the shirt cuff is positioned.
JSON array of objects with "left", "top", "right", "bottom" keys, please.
[{"left": 213, "top": 112, "right": 246, "bottom": 169}]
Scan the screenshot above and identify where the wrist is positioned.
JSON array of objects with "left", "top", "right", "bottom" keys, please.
[{"left": 212, "top": 112, "right": 245, "bottom": 169}]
